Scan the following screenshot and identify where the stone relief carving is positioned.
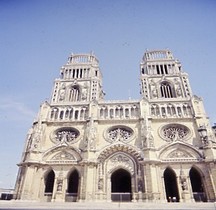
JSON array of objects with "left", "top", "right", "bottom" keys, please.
[
  {"left": 107, "top": 153, "right": 134, "bottom": 175},
  {"left": 80, "top": 117, "right": 97, "bottom": 151},
  {"left": 167, "top": 150, "right": 193, "bottom": 158},
  {"left": 98, "top": 178, "right": 103, "bottom": 190},
  {"left": 140, "top": 119, "right": 154, "bottom": 148},
  {"left": 140, "top": 118, "right": 148, "bottom": 148},
  {"left": 161, "top": 124, "right": 189, "bottom": 142},
  {"left": 174, "top": 78, "right": 182, "bottom": 97},
  {"left": 57, "top": 179, "right": 63, "bottom": 192},
  {"left": 147, "top": 126, "right": 155, "bottom": 148},
  {"left": 81, "top": 83, "right": 88, "bottom": 101},
  {"left": 149, "top": 79, "right": 158, "bottom": 98},
  {"left": 59, "top": 83, "right": 66, "bottom": 101},
  {"left": 111, "top": 154, "right": 130, "bottom": 163},
  {"left": 106, "top": 127, "right": 133, "bottom": 143},
  {"left": 180, "top": 169, "right": 188, "bottom": 191},
  {"left": 26, "top": 122, "right": 43, "bottom": 152},
  {"left": 57, "top": 170, "right": 64, "bottom": 192},
  {"left": 88, "top": 117, "right": 97, "bottom": 150},
  {"left": 51, "top": 151, "right": 76, "bottom": 160},
  {"left": 138, "top": 179, "right": 143, "bottom": 192},
  {"left": 81, "top": 88, "right": 87, "bottom": 100}
]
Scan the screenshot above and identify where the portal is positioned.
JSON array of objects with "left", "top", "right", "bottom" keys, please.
[
  {"left": 111, "top": 168, "right": 132, "bottom": 201},
  {"left": 164, "top": 168, "right": 179, "bottom": 202},
  {"left": 189, "top": 167, "right": 206, "bottom": 202}
]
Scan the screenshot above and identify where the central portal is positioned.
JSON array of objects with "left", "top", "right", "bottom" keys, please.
[{"left": 111, "top": 169, "right": 132, "bottom": 202}]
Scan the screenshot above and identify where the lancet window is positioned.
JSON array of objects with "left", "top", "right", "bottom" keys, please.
[
  {"left": 160, "top": 82, "right": 175, "bottom": 98},
  {"left": 69, "top": 86, "right": 80, "bottom": 102}
]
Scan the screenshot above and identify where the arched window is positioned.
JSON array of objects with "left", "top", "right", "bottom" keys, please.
[
  {"left": 60, "top": 110, "right": 64, "bottom": 119},
  {"left": 111, "top": 169, "right": 132, "bottom": 202},
  {"left": 189, "top": 167, "right": 206, "bottom": 202},
  {"left": 69, "top": 86, "right": 80, "bottom": 102},
  {"left": 160, "top": 82, "right": 175, "bottom": 98},
  {"left": 164, "top": 168, "right": 179, "bottom": 202},
  {"left": 44, "top": 170, "right": 55, "bottom": 194},
  {"left": 67, "top": 170, "right": 79, "bottom": 194}
]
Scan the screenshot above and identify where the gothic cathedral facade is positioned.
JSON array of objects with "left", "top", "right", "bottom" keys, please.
[{"left": 14, "top": 50, "right": 216, "bottom": 203}]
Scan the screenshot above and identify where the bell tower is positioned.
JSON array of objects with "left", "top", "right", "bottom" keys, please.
[
  {"left": 140, "top": 50, "right": 192, "bottom": 101},
  {"left": 51, "top": 53, "right": 104, "bottom": 104}
]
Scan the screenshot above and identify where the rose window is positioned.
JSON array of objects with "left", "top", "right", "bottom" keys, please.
[
  {"left": 106, "top": 127, "right": 133, "bottom": 143},
  {"left": 52, "top": 128, "right": 79, "bottom": 144},
  {"left": 161, "top": 124, "right": 189, "bottom": 142}
]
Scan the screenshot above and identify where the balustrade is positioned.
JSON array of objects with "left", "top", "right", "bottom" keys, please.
[
  {"left": 49, "top": 102, "right": 191, "bottom": 121},
  {"left": 99, "top": 103, "right": 139, "bottom": 120},
  {"left": 150, "top": 103, "right": 193, "bottom": 118},
  {"left": 49, "top": 106, "right": 88, "bottom": 121}
]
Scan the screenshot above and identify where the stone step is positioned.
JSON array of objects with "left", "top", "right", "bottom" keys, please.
[{"left": 0, "top": 201, "right": 215, "bottom": 210}]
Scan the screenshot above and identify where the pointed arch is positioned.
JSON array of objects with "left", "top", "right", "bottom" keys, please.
[
  {"left": 159, "top": 142, "right": 203, "bottom": 162},
  {"left": 111, "top": 168, "right": 132, "bottom": 201},
  {"left": 69, "top": 85, "right": 80, "bottom": 102},
  {"left": 189, "top": 166, "right": 207, "bottom": 202},
  {"left": 164, "top": 167, "right": 179, "bottom": 202},
  {"left": 42, "top": 145, "right": 82, "bottom": 163},
  {"left": 98, "top": 143, "right": 143, "bottom": 163},
  {"left": 44, "top": 169, "right": 55, "bottom": 194},
  {"left": 160, "top": 81, "right": 175, "bottom": 98},
  {"left": 67, "top": 169, "right": 79, "bottom": 194}
]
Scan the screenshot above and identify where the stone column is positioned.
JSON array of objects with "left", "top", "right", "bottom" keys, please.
[
  {"left": 20, "top": 166, "right": 35, "bottom": 200},
  {"left": 161, "top": 176, "right": 167, "bottom": 202}
]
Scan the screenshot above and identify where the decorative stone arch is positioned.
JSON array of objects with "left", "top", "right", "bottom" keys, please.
[
  {"left": 189, "top": 165, "right": 207, "bottom": 202},
  {"left": 163, "top": 167, "right": 180, "bottom": 202},
  {"left": 158, "top": 79, "right": 176, "bottom": 98},
  {"left": 106, "top": 152, "right": 137, "bottom": 176},
  {"left": 97, "top": 143, "right": 143, "bottom": 201},
  {"left": 66, "top": 167, "right": 80, "bottom": 179},
  {"left": 98, "top": 143, "right": 143, "bottom": 163},
  {"left": 42, "top": 145, "right": 82, "bottom": 163},
  {"left": 66, "top": 167, "right": 80, "bottom": 202},
  {"left": 110, "top": 167, "right": 132, "bottom": 201},
  {"left": 68, "top": 85, "right": 81, "bottom": 102},
  {"left": 159, "top": 142, "right": 203, "bottom": 162},
  {"left": 42, "top": 168, "right": 55, "bottom": 201}
]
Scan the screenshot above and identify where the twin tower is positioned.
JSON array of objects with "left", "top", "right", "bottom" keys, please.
[{"left": 14, "top": 50, "right": 216, "bottom": 203}]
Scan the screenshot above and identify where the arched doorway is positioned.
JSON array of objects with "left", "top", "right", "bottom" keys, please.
[
  {"left": 44, "top": 170, "right": 55, "bottom": 201},
  {"left": 189, "top": 167, "right": 206, "bottom": 202},
  {"left": 66, "top": 170, "right": 79, "bottom": 202},
  {"left": 111, "top": 169, "right": 132, "bottom": 202},
  {"left": 164, "top": 168, "right": 179, "bottom": 202}
]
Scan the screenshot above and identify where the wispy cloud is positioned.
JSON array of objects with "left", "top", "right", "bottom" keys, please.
[{"left": 0, "top": 97, "right": 36, "bottom": 122}]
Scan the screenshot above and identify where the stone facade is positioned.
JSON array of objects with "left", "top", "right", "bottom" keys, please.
[{"left": 14, "top": 50, "right": 216, "bottom": 203}]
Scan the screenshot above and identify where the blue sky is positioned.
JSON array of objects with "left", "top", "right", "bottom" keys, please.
[{"left": 0, "top": 0, "right": 216, "bottom": 188}]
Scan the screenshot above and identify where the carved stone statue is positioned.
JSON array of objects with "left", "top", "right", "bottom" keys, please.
[
  {"left": 59, "top": 83, "right": 66, "bottom": 101},
  {"left": 140, "top": 118, "right": 148, "bottom": 148},
  {"left": 57, "top": 179, "right": 63, "bottom": 192},
  {"left": 174, "top": 79, "right": 182, "bottom": 97},
  {"left": 83, "top": 117, "right": 97, "bottom": 150},
  {"left": 150, "top": 79, "right": 158, "bottom": 98},
  {"left": 98, "top": 178, "right": 103, "bottom": 190}
]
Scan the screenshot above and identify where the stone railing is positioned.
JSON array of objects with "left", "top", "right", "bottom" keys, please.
[
  {"left": 49, "top": 105, "right": 89, "bottom": 121},
  {"left": 150, "top": 102, "right": 193, "bottom": 118},
  {"left": 98, "top": 100, "right": 140, "bottom": 120}
]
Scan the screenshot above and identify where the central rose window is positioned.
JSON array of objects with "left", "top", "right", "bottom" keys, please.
[
  {"left": 106, "top": 126, "right": 134, "bottom": 143},
  {"left": 51, "top": 128, "right": 80, "bottom": 144}
]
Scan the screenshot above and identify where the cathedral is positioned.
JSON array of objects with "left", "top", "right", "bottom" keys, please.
[{"left": 14, "top": 49, "right": 216, "bottom": 203}]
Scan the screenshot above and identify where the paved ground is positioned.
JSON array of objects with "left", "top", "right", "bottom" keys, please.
[{"left": 0, "top": 201, "right": 215, "bottom": 210}]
